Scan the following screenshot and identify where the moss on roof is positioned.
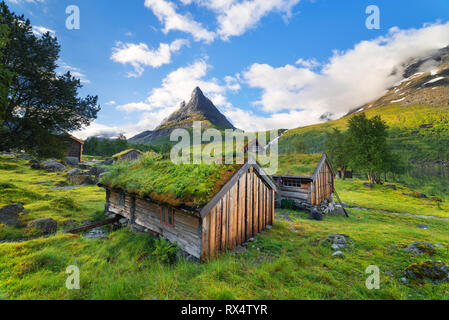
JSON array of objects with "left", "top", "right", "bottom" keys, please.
[
  {"left": 112, "top": 149, "right": 143, "bottom": 159},
  {"left": 100, "top": 153, "right": 242, "bottom": 208},
  {"left": 275, "top": 153, "right": 323, "bottom": 177}
]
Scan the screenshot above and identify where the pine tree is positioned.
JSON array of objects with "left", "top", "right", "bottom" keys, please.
[{"left": 0, "top": 2, "right": 100, "bottom": 157}]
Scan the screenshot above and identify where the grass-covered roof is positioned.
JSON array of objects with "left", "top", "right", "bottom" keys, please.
[
  {"left": 100, "top": 153, "right": 242, "bottom": 209},
  {"left": 112, "top": 149, "right": 143, "bottom": 159},
  {"left": 274, "top": 153, "right": 323, "bottom": 177}
]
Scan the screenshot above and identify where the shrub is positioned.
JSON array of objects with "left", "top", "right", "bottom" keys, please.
[
  {"left": 281, "top": 199, "right": 295, "bottom": 210},
  {"left": 51, "top": 196, "right": 81, "bottom": 211},
  {"left": 152, "top": 238, "right": 179, "bottom": 264}
]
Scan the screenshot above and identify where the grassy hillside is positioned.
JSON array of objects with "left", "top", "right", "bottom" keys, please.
[
  {"left": 1, "top": 155, "right": 449, "bottom": 299},
  {"left": 280, "top": 104, "right": 449, "bottom": 163}
]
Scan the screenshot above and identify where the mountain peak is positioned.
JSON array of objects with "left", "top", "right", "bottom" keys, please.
[
  {"left": 192, "top": 86, "right": 203, "bottom": 98},
  {"left": 129, "top": 87, "right": 236, "bottom": 144}
]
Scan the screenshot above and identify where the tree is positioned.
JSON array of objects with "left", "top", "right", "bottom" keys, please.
[
  {"left": 0, "top": 2, "right": 100, "bottom": 157},
  {"left": 325, "top": 128, "right": 350, "bottom": 179},
  {"left": 0, "top": 22, "right": 13, "bottom": 127},
  {"left": 346, "top": 114, "right": 392, "bottom": 184}
]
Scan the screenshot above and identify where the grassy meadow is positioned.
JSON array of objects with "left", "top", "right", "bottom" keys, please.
[{"left": 0, "top": 155, "right": 448, "bottom": 300}]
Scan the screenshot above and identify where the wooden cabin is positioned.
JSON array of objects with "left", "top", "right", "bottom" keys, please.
[
  {"left": 272, "top": 154, "right": 336, "bottom": 207},
  {"left": 338, "top": 170, "right": 353, "bottom": 179},
  {"left": 112, "top": 149, "right": 142, "bottom": 163},
  {"left": 64, "top": 135, "right": 84, "bottom": 162},
  {"left": 99, "top": 158, "right": 277, "bottom": 261}
]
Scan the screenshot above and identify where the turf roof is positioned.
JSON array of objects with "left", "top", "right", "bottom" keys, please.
[
  {"left": 100, "top": 153, "right": 242, "bottom": 209},
  {"left": 274, "top": 153, "right": 323, "bottom": 177},
  {"left": 112, "top": 149, "right": 143, "bottom": 159}
]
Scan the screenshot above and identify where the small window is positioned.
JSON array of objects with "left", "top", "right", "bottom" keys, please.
[
  {"left": 118, "top": 193, "right": 125, "bottom": 207},
  {"left": 160, "top": 206, "right": 174, "bottom": 228}
]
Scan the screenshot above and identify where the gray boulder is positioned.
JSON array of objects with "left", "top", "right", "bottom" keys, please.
[
  {"left": 332, "top": 251, "right": 345, "bottom": 258},
  {"left": 309, "top": 209, "right": 323, "bottom": 221},
  {"left": 416, "top": 224, "right": 431, "bottom": 230},
  {"left": 101, "top": 158, "right": 114, "bottom": 165},
  {"left": 89, "top": 166, "right": 108, "bottom": 177},
  {"left": 405, "top": 242, "right": 436, "bottom": 255},
  {"left": 64, "top": 157, "right": 79, "bottom": 167},
  {"left": 27, "top": 218, "right": 57, "bottom": 234},
  {"left": 0, "top": 204, "right": 25, "bottom": 226},
  {"left": 67, "top": 168, "right": 84, "bottom": 177},
  {"left": 41, "top": 160, "right": 66, "bottom": 172},
  {"left": 328, "top": 234, "right": 350, "bottom": 251},
  {"left": 17, "top": 154, "right": 33, "bottom": 160},
  {"left": 403, "top": 261, "right": 449, "bottom": 284}
]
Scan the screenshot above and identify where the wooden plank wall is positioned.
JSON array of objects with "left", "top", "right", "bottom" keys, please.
[
  {"left": 312, "top": 162, "right": 334, "bottom": 205},
  {"left": 201, "top": 168, "right": 275, "bottom": 260},
  {"left": 108, "top": 191, "right": 202, "bottom": 258}
]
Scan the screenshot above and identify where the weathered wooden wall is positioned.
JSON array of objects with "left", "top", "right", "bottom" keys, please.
[
  {"left": 310, "top": 161, "right": 334, "bottom": 205},
  {"left": 108, "top": 191, "right": 202, "bottom": 258},
  {"left": 65, "top": 140, "right": 83, "bottom": 162},
  {"left": 201, "top": 167, "right": 275, "bottom": 260}
]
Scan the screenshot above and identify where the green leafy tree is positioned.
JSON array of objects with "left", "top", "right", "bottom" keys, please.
[
  {"left": 0, "top": 22, "right": 13, "bottom": 127},
  {"left": 346, "top": 114, "right": 393, "bottom": 184},
  {"left": 325, "top": 128, "right": 350, "bottom": 179},
  {"left": 0, "top": 2, "right": 100, "bottom": 157}
]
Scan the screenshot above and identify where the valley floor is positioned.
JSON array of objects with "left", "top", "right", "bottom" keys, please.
[{"left": 0, "top": 156, "right": 448, "bottom": 300}]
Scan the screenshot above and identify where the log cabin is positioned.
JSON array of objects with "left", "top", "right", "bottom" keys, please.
[
  {"left": 64, "top": 135, "right": 84, "bottom": 162},
  {"left": 272, "top": 154, "right": 336, "bottom": 208},
  {"left": 99, "top": 156, "right": 277, "bottom": 261},
  {"left": 112, "top": 149, "right": 142, "bottom": 163}
]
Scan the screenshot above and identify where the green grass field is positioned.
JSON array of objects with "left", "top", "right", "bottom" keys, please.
[{"left": 0, "top": 155, "right": 448, "bottom": 300}]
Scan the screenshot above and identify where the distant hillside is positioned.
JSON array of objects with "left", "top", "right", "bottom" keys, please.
[
  {"left": 129, "top": 87, "right": 236, "bottom": 145},
  {"left": 280, "top": 46, "right": 449, "bottom": 166}
]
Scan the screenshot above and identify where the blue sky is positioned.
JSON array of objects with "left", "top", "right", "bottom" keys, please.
[{"left": 6, "top": 0, "right": 449, "bottom": 138}]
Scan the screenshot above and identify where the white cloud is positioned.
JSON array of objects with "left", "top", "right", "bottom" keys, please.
[
  {"left": 146, "top": 59, "right": 237, "bottom": 109},
  {"left": 57, "top": 61, "right": 90, "bottom": 84},
  {"left": 242, "top": 21, "right": 449, "bottom": 126},
  {"left": 145, "top": 0, "right": 299, "bottom": 42},
  {"left": 213, "top": 0, "right": 300, "bottom": 40},
  {"left": 116, "top": 102, "right": 154, "bottom": 112},
  {"left": 32, "top": 25, "right": 55, "bottom": 37},
  {"left": 144, "top": 0, "right": 215, "bottom": 43},
  {"left": 111, "top": 39, "right": 189, "bottom": 77},
  {"left": 104, "top": 101, "right": 116, "bottom": 106}
]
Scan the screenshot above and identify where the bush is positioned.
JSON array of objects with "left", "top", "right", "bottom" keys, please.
[
  {"left": 51, "top": 196, "right": 80, "bottom": 211},
  {"left": 152, "top": 238, "right": 179, "bottom": 264},
  {"left": 281, "top": 199, "right": 295, "bottom": 210}
]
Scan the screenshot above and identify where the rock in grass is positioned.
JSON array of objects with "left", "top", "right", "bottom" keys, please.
[
  {"left": 363, "top": 183, "right": 374, "bottom": 188},
  {"left": 64, "top": 157, "right": 79, "bottom": 167},
  {"left": 27, "top": 218, "right": 57, "bottom": 235},
  {"left": 0, "top": 204, "right": 25, "bottom": 226},
  {"left": 309, "top": 209, "right": 323, "bottom": 221},
  {"left": 416, "top": 224, "right": 431, "bottom": 230},
  {"left": 41, "top": 160, "right": 66, "bottom": 172},
  {"left": 332, "top": 251, "right": 344, "bottom": 258},
  {"left": 67, "top": 168, "right": 84, "bottom": 177},
  {"left": 405, "top": 242, "right": 436, "bottom": 255},
  {"left": 403, "top": 261, "right": 449, "bottom": 284}
]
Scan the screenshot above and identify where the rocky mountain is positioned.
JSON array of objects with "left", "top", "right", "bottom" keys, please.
[
  {"left": 347, "top": 45, "right": 449, "bottom": 115},
  {"left": 129, "top": 87, "right": 236, "bottom": 145}
]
